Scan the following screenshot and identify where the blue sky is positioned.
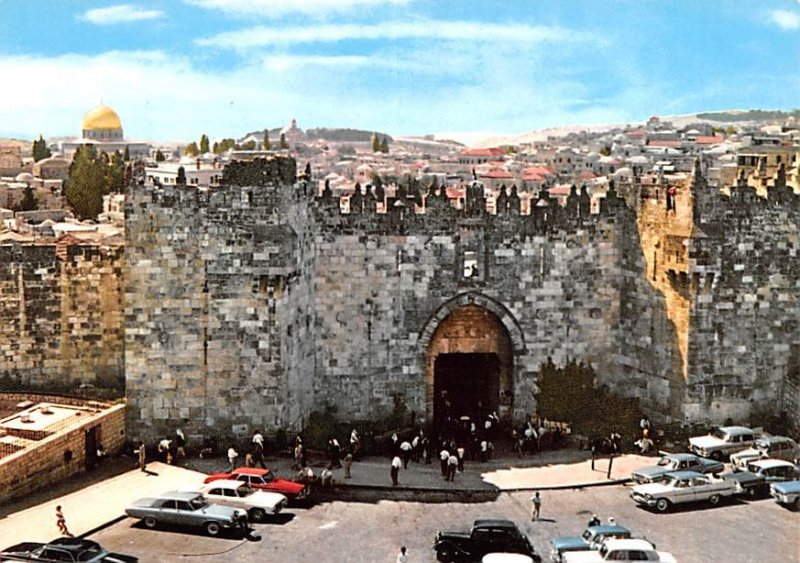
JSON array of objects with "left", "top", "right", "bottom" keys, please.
[{"left": 0, "top": 0, "right": 798, "bottom": 142}]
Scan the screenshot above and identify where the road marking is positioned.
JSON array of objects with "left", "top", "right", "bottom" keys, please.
[{"left": 319, "top": 520, "right": 338, "bottom": 530}]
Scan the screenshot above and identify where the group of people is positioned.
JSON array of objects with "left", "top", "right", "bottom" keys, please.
[{"left": 513, "top": 415, "right": 570, "bottom": 457}]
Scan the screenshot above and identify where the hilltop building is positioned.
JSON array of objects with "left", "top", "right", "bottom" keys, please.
[{"left": 60, "top": 104, "right": 150, "bottom": 161}]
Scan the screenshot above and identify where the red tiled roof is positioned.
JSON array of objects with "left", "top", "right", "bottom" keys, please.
[
  {"left": 523, "top": 166, "right": 554, "bottom": 176},
  {"left": 578, "top": 170, "right": 597, "bottom": 180},
  {"left": 461, "top": 148, "right": 506, "bottom": 157},
  {"left": 626, "top": 130, "right": 647, "bottom": 137},
  {"left": 695, "top": 136, "right": 724, "bottom": 145},
  {"left": 481, "top": 168, "right": 514, "bottom": 179},
  {"left": 647, "top": 139, "right": 682, "bottom": 148}
]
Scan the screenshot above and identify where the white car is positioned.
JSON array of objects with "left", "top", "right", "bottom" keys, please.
[
  {"left": 563, "top": 539, "right": 676, "bottom": 563},
  {"left": 630, "top": 470, "right": 736, "bottom": 512},
  {"left": 688, "top": 426, "right": 756, "bottom": 460},
  {"left": 195, "top": 479, "right": 288, "bottom": 522},
  {"left": 730, "top": 436, "right": 800, "bottom": 471}
]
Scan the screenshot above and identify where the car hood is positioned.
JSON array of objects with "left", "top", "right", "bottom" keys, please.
[
  {"left": 272, "top": 478, "right": 305, "bottom": 494},
  {"left": 632, "top": 482, "right": 673, "bottom": 496},
  {"left": 689, "top": 436, "right": 723, "bottom": 448},
  {"left": 249, "top": 490, "right": 288, "bottom": 508},
  {"left": 550, "top": 536, "right": 589, "bottom": 551},
  {"left": 772, "top": 480, "right": 800, "bottom": 494}
]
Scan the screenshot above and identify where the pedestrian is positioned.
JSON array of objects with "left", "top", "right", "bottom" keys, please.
[
  {"left": 531, "top": 491, "right": 541, "bottom": 521},
  {"left": 332, "top": 437, "right": 342, "bottom": 468},
  {"left": 487, "top": 440, "right": 494, "bottom": 461},
  {"left": 400, "top": 440, "right": 412, "bottom": 468},
  {"left": 294, "top": 442, "right": 304, "bottom": 470},
  {"left": 175, "top": 428, "right": 186, "bottom": 460},
  {"left": 446, "top": 453, "right": 458, "bottom": 481},
  {"left": 320, "top": 465, "right": 333, "bottom": 488},
  {"left": 158, "top": 437, "right": 173, "bottom": 465},
  {"left": 588, "top": 514, "right": 601, "bottom": 527},
  {"left": 639, "top": 414, "right": 651, "bottom": 432},
  {"left": 390, "top": 455, "right": 402, "bottom": 486},
  {"left": 55, "top": 505, "right": 73, "bottom": 538},
  {"left": 390, "top": 432, "right": 399, "bottom": 456},
  {"left": 480, "top": 440, "right": 488, "bottom": 462},
  {"left": 350, "top": 428, "right": 361, "bottom": 458},
  {"left": 439, "top": 447, "right": 450, "bottom": 478},
  {"left": 421, "top": 435, "right": 431, "bottom": 464},
  {"left": 411, "top": 434, "right": 420, "bottom": 463},
  {"left": 134, "top": 441, "right": 146, "bottom": 472},
  {"left": 456, "top": 445, "right": 465, "bottom": 472},
  {"left": 227, "top": 446, "right": 238, "bottom": 471},
  {"left": 634, "top": 430, "right": 654, "bottom": 454},
  {"left": 343, "top": 452, "right": 353, "bottom": 479},
  {"left": 397, "top": 546, "right": 409, "bottom": 563},
  {"left": 252, "top": 431, "right": 268, "bottom": 469},
  {"left": 608, "top": 516, "right": 616, "bottom": 526},
  {"left": 245, "top": 451, "right": 254, "bottom": 467}
]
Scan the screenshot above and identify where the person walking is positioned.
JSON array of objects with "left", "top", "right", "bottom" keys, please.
[
  {"left": 531, "top": 491, "right": 541, "bottom": 521},
  {"left": 293, "top": 442, "right": 304, "bottom": 470},
  {"left": 134, "top": 441, "right": 146, "bottom": 472},
  {"left": 588, "top": 514, "right": 601, "bottom": 527},
  {"left": 227, "top": 446, "right": 238, "bottom": 471},
  {"left": 400, "top": 440, "right": 413, "bottom": 469},
  {"left": 439, "top": 447, "right": 450, "bottom": 478},
  {"left": 158, "top": 437, "right": 173, "bottom": 465},
  {"left": 343, "top": 452, "right": 353, "bottom": 479},
  {"left": 446, "top": 453, "right": 458, "bottom": 482},
  {"left": 456, "top": 445, "right": 465, "bottom": 473},
  {"left": 55, "top": 505, "right": 74, "bottom": 537},
  {"left": 390, "top": 455, "right": 402, "bottom": 486},
  {"left": 175, "top": 428, "right": 186, "bottom": 460},
  {"left": 252, "top": 431, "right": 268, "bottom": 469},
  {"left": 397, "top": 546, "right": 409, "bottom": 563}
]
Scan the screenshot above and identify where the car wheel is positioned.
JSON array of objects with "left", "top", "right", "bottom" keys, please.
[
  {"left": 204, "top": 521, "right": 221, "bottom": 536},
  {"left": 655, "top": 498, "right": 670, "bottom": 512},
  {"left": 710, "top": 451, "right": 723, "bottom": 461},
  {"left": 249, "top": 508, "right": 266, "bottom": 522},
  {"left": 708, "top": 494, "right": 721, "bottom": 506},
  {"left": 436, "top": 545, "right": 455, "bottom": 562},
  {"left": 143, "top": 516, "right": 157, "bottom": 529}
]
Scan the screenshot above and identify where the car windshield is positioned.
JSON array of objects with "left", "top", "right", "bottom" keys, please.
[
  {"left": 190, "top": 497, "right": 207, "bottom": 510},
  {"left": 657, "top": 457, "right": 673, "bottom": 467},
  {"left": 78, "top": 546, "right": 105, "bottom": 561},
  {"left": 712, "top": 428, "right": 728, "bottom": 440},
  {"left": 746, "top": 463, "right": 762, "bottom": 473}
]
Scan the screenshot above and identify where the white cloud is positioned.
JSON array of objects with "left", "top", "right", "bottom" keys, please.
[
  {"left": 80, "top": 4, "right": 165, "bottom": 25},
  {"left": 769, "top": 9, "right": 800, "bottom": 30},
  {"left": 186, "top": 0, "right": 409, "bottom": 18},
  {"left": 197, "top": 20, "right": 590, "bottom": 49}
]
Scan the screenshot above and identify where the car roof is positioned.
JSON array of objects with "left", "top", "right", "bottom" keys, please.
[
  {"left": 717, "top": 426, "right": 755, "bottom": 434},
  {"left": 158, "top": 491, "right": 203, "bottom": 500},
  {"left": 663, "top": 470, "right": 705, "bottom": 479},
  {"left": 587, "top": 525, "right": 630, "bottom": 535},
  {"left": 474, "top": 519, "right": 517, "bottom": 529},
  {"left": 602, "top": 539, "right": 655, "bottom": 550},
  {"left": 233, "top": 467, "right": 271, "bottom": 476},
  {"left": 46, "top": 538, "right": 104, "bottom": 553},
  {"left": 204, "top": 479, "right": 247, "bottom": 489},
  {"left": 666, "top": 453, "right": 697, "bottom": 461},
  {"left": 749, "top": 459, "right": 795, "bottom": 469}
]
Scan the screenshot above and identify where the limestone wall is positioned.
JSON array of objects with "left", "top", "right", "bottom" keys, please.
[{"left": 0, "top": 243, "right": 124, "bottom": 391}]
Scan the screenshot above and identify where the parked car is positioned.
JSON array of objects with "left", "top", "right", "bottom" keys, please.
[
  {"left": 0, "top": 539, "right": 137, "bottom": 563},
  {"left": 125, "top": 491, "right": 248, "bottom": 536},
  {"left": 723, "top": 459, "right": 800, "bottom": 497},
  {"left": 434, "top": 519, "right": 540, "bottom": 562},
  {"left": 770, "top": 480, "right": 800, "bottom": 510},
  {"left": 688, "top": 425, "right": 756, "bottom": 460},
  {"left": 630, "top": 453, "right": 723, "bottom": 484},
  {"left": 730, "top": 436, "right": 800, "bottom": 471},
  {"left": 195, "top": 480, "right": 287, "bottom": 521},
  {"left": 204, "top": 467, "right": 308, "bottom": 503},
  {"left": 630, "top": 470, "right": 736, "bottom": 512},
  {"left": 549, "top": 525, "right": 632, "bottom": 562},
  {"left": 562, "top": 539, "right": 676, "bottom": 563}
]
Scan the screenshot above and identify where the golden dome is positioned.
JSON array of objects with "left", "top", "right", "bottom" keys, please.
[{"left": 82, "top": 105, "right": 122, "bottom": 130}]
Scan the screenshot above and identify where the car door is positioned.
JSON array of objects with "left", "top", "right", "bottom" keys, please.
[
  {"left": 671, "top": 478, "right": 694, "bottom": 503},
  {"left": 174, "top": 500, "right": 194, "bottom": 526},
  {"left": 206, "top": 487, "right": 226, "bottom": 507},
  {"left": 224, "top": 487, "right": 243, "bottom": 509},
  {"left": 159, "top": 500, "right": 179, "bottom": 525}
]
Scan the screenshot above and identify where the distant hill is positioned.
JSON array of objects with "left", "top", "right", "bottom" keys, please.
[
  {"left": 695, "top": 109, "right": 800, "bottom": 122},
  {"left": 241, "top": 127, "right": 393, "bottom": 144}
]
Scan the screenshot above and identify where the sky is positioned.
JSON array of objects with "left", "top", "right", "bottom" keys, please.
[{"left": 0, "top": 0, "right": 798, "bottom": 142}]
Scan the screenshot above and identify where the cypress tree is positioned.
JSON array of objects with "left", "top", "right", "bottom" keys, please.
[
  {"left": 32, "top": 134, "right": 51, "bottom": 162},
  {"left": 380, "top": 136, "right": 389, "bottom": 153},
  {"left": 199, "top": 134, "right": 210, "bottom": 154},
  {"left": 280, "top": 133, "right": 288, "bottom": 150},
  {"left": 263, "top": 131, "right": 271, "bottom": 150},
  {"left": 65, "top": 144, "right": 105, "bottom": 219}
]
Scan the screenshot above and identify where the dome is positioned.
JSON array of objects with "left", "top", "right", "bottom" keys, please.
[
  {"left": 82, "top": 105, "right": 122, "bottom": 130},
  {"left": 15, "top": 172, "right": 34, "bottom": 182}
]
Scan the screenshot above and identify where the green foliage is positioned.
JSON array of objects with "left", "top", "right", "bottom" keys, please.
[
  {"left": 19, "top": 185, "right": 38, "bottom": 211},
  {"left": 65, "top": 144, "right": 105, "bottom": 220},
  {"left": 535, "top": 358, "right": 642, "bottom": 442},
  {"left": 241, "top": 140, "right": 257, "bottom": 150},
  {"left": 123, "top": 145, "right": 130, "bottom": 162},
  {"left": 184, "top": 142, "right": 199, "bottom": 156},
  {"left": 216, "top": 138, "right": 236, "bottom": 153},
  {"left": 304, "top": 404, "right": 339, "bottom": 450},
  {"left": 155, "top": 149, "right": 166, "bottom": 162},
  {"left": 372, "top": 133, "right": 380, "bottom": 153},
  {"left": 263, "top": 130, "right": 271, "bottom": 150},
  {"left": 105, "top": 151, "right": 126, "bottom": 194},
  {"left": 32, "top": 134, "right": 51, "bottom": 162},
  {"left": 599, "top": 146, "right": 611, "bottom": 156},
  {"left": 696, "top": 109, "right": 800, "bottom": 122},
  {"left": 199, "top": 134, "right": 210, "bottom": 154},
  {"left": 380, "top": 136, "right": 389, "bottom": 153},
  {"left": 279, "top": 132, "right": 288, "bottom": 150},
  {"left": 305, "top": 128, "right": 392, "bottom": 143}
]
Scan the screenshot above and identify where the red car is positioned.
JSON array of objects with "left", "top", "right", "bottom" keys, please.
[{"left": 204, "top": 467, "right": 309, "bottom": 502}]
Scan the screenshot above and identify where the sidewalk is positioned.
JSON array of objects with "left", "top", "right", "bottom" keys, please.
[{"left": 0, "top": 462, "right": 207, "bottom": 548}]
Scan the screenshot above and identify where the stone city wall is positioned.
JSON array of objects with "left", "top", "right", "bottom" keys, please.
[{"left": 0, "top": 243, "right": 125, "bottom": 391}]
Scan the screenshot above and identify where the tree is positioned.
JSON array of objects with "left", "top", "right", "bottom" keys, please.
[
  {"left": 199, "top": 134, "right": 210, "bottom": 154},
  {"left": 380, "top": 136, "right": 389, "bottom": 153},
  {"left": 123, "top": 145, "right": 130, "bottom": 161},
  {"left": 280, "top": 133, "right": 288, "bottom": 150},
  {"left": 19, "top": 185, "right": 38, "bottom": 211},
  {"left": 65, "top": 144, "right": 105, "bottom": 220},
  {"left": 155, "top": 149, "right": 166, "bottom": 162},
  {"left": 241, "top": 140, "right": 257, "bottom": 150},
  {"left": 32, "top": 134, "right": 51, "bottom": 162},
  {"left": 184, "top": 142, "right": 199, "bottom": 156},
  {"left": 372, "top": 133, "right": 380, "bottom": 153},
  {"left": 106, "top": 151, "right": 126, "bottom": 194},
  {"left": 263, "top": 131, "right": 271, "bottom": 150}
]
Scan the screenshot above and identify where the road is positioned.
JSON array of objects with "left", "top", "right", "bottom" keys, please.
[{"left": 90, "top": 484, "right": 799, "bottom": 562}]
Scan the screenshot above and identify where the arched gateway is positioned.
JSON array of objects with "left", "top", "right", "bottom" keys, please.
[{"left": 418, "top": 293, "right": 525, "bottom": 431}]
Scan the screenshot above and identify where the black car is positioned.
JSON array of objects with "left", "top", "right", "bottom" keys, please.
[
  {"left": 434, "top": 519, "right": 540, "bottom": 562},
  {"left": 1, "top": 538, "right": 137, "bottom": 563}
]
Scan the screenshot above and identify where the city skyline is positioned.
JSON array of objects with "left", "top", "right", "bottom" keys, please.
[{"left": 1, "top": 0, "right": 799, "bottom": 141}]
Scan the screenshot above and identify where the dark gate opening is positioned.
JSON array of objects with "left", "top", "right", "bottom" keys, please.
[
  {"left": 434, "top": 353, "right": 499, "bottom": 432},
  {"left": 84, "top": 426, "right": 98, "bottom": 470}
]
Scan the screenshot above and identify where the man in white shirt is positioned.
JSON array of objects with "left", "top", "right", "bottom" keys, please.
[
  {"left": 400, "top": 440, "right": 413, "bottom": 468},
  {"left": 390, "top": 456, "right": 402, "bottom": 486},
  {"left": 227, "top": 447, "right": 238, "bottom": 471},
  {"left": 447, "top": 453, "right": 458, "bottom": 481},
  {"left": 439, "top": 448, "right": 450, "bottom": 478}
]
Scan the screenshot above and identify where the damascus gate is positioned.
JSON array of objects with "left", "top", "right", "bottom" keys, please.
[{"left": 114, "top": 157, "right": 800, "bottom": 442}]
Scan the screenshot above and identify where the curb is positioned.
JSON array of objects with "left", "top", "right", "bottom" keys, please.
[{"left": 78, "top": 514, "right": 127, "bottom": 539}]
